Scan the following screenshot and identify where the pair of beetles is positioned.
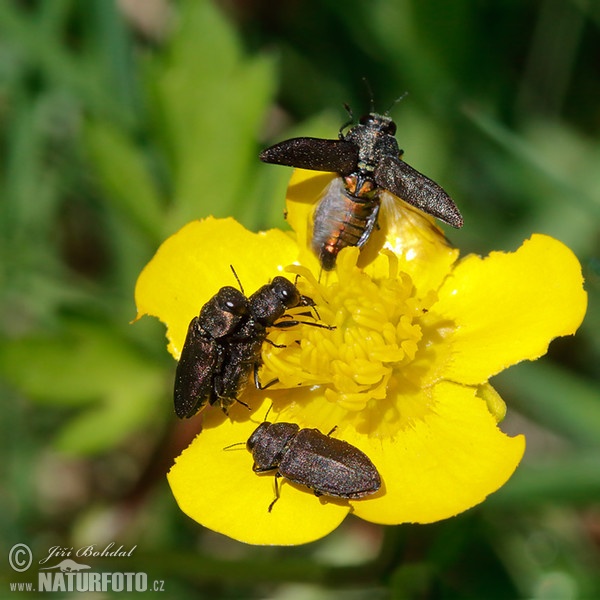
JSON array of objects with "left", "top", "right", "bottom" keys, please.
[{"left": 174, "top": 107, "right": 463, "bottom": 511}]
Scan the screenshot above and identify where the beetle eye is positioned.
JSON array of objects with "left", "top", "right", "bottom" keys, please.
[
  {"left": 386, "top": 121, "right": 397, "bottom": 135},
  {"left": 272, "top": 277, "right": 300, "bottom": 307},
  {"left": 218, "top": 287, "right": 248, "bottom": 315},
  {"left": 279, "top": 284, "right": 293, "bottom": 301},
  {"left": 229, "top": 298, "right": 248, "bottom": 314}
]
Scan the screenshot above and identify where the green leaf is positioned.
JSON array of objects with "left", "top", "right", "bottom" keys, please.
[
  {"left": 496, "top": 361, "right": 600, "bottom": 448},
  {"left": 488, "top": 452, "right": 600, "bottom": 508},
  {"left": 145, "top": 0, "right": 276, "bottom": 230},
  {"left": 1, "top": 320, "right": 147, "bottom": 403},
  {"left": 0, "top": 318, "right": 169, "bottom": 454},
  {"left": 84, "top": 120, "right": 164, "bottom": 243},
  {"left": 54, "top": 374, "right": 166, "bottom": 455}
]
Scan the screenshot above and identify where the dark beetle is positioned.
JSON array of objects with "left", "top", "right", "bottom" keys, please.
[
  {"left": 174, "top": 285, "right": 247, "bottom": 419},
  {"left": 260, "top": 110, "right": 463, "bottom": 270},
  {"left": 247, "top": 421, "right": 381, "bottom": 511},
  {"left": 174, "top": 276, "right": 330, "bottom": 419}
]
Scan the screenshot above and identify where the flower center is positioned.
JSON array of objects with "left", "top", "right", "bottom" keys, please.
[{"left": 261, "top": 248, "right": 437, "bottom": 415}]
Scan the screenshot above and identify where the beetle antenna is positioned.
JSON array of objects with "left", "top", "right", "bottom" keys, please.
[
  {"left": 385, "top": 91, "right": 408, "bottom": 115},
  {"left": 361, "top": 77, "right": 375, "bottom": 112},
  {"left": 229, "top": 265, "right": 245, "bottom": 295},
  {"left": 223, "top": 441, "right": 246, "bottom": 450},
  {"left": 268, "top": 473, "right": 282, "bottom": 512},
  {"left": 263, "top": 403, "right": 273, "bottom": 422},
  {"left": 339, "top": 103, "right": 354, "bottom": 138}
]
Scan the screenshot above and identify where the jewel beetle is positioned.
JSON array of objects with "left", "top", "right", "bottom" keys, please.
[
  {"left": 260, "top": 109, "right": 463, "bottom": 270},
  {"left": 174, "top": 273, "right": 332, "bottom": 419},
  {"left": 246, "top": 421, "right": 381, "bottom": 511}
]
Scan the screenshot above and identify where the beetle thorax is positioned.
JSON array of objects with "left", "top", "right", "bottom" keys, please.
[{"left": 344, "top": 117, "right": 400, "bottom": 173}]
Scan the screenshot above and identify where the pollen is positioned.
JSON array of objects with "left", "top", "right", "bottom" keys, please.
[{"left": 262, "top": 248, "right": 437, "bottom": 414}]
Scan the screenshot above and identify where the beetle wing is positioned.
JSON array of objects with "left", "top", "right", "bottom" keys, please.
[
  {"left": 374, "top": 154, "right": 463, "bottom": 228},
  {"left": 260, "top": 138, "right": 359, "bottom": 176},
  {"left": 280, "top": 429, "right": 381, "bottom": 498},
  {"left": 215, "top": 340, "right": 259, "bottom": 403},
  {"left": 174, "top": 317, "right": 222, "bottom": 419},
  {"left": 380, "top": 189, "right": 456, "bottom": 248}
]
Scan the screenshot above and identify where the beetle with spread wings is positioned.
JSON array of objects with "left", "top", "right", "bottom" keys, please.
[{"left": 260, "top": 111, "right": 463, "bottom": 270}]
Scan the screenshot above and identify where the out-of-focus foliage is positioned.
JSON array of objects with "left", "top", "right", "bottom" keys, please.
[{"left": 0, "top": 0, "right": 598, "bottom": 597}]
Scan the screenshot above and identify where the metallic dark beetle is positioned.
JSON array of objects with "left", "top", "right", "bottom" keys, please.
[
  {"left": 247, "top": 421, "right": 381, "bottom": 511},
  {"left": 260, "top": 111, "right": 463, "bottom": 270},
  {"left": 174, "top": 277, "right": 329, "bottom": 419}
]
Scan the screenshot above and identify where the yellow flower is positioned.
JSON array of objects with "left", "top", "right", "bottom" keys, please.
[{"left": 135, "top": 169, "right": 587, "bottom": 546}]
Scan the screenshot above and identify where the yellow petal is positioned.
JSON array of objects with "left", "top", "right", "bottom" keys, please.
[
  {"left": 436, "top": 234, "right": 587, "bottom": 384},
  {"left": 477, "top": 383, "right": 507, "bottom": 423},
  {"left": 285, "top": 169, "right": 335, "bottom": 273},
  {"left": 167, "top": 396, "right": 350, "bottom": 545},
  {"left": 348, "top": 381, "right": 525, "bottom": 524},
  {"left": 135, "top": 217, "right": 300, "bottom": 358}
]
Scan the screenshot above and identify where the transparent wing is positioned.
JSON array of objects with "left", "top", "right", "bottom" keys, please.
[{"left": 378, "top": 189, "right": 460, "bottom": 292}]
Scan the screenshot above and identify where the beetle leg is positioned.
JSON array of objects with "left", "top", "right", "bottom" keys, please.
[
  {"left": 264, "top": 337, "right": 286, "bottom": 349},
  {"left": 236, "top": 398, "right": 250, "bottom": 410},
  {"left": 214, "top": 393, "right": 250, "bottom": 411},
  {"left": 254, "top": 362, "right": 278, "bottom": 391},
  {"left": 339, "top": 103, "right": 354, "bottom": 137},
  {"left": 273, "top": 319, "right": 335, "bottom": 330},
  {"left": 268, "top": 473, "right": 282, "bottom": 512},
  {"left": 309, "top": 305, "right": 322, "bottom": 321}
]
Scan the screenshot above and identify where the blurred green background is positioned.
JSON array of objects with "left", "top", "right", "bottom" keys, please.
[{"left": 1, "top": 0, "right": 599, "bottom": 597}]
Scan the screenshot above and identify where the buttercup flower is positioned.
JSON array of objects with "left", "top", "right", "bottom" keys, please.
[{"left": 135, "top": 169, "right": 587, "bottom": 545}]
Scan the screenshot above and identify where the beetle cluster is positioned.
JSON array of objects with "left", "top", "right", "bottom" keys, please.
[
  {"left": 174, "top": 270, "right": 382, "bottom": 509},
  {"left": 174, "top": 273, "right": 329, "bottom": 419},
  {"left": 173, "top": 103, "right": 460, "bottom": 510}
]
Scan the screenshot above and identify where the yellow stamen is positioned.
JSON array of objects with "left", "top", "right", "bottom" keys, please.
[{"left": 262, "top": 248, "right": 439, "bottom": 415}]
